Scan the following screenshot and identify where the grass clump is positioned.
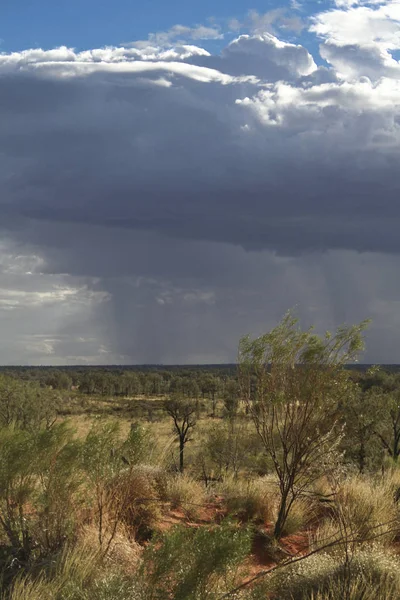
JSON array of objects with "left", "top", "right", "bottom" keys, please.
[
  {"left": 217, "top": 476, "right": 277, "bottom": 524},
  {"left": 335, "top": 476, "right": 398, "bottom": 544},
  {"left": 165, "top": 474, "right": 205, "bottom": 519},
  {"left": 281, "top": 498, "right": 317, "bottom": 537}
]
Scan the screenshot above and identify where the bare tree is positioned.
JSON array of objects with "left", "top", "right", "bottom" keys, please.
[
  {"left": 238, "top": 311, "right": 368, "bottom": 539},
  {"left": 164, "top": 397, "right": 196, "bottom": 473}
]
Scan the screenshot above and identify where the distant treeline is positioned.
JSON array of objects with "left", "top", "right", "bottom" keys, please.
[
  {"left": 0, "top": 363, "right": 400, "bottom": 398},
  {"left": 0, "top": 365, "right": 239, "bottom": 398}
]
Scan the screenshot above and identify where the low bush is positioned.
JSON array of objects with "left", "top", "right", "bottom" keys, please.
[
  {"left": 142, "top": 520, "right": 252, "bottom": 600},
  {"left": 107, "top": 467, "right": 162, "bottom": 541}
]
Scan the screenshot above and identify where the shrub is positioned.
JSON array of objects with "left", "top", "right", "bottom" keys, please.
[
  {"left": 121, "top": 422, "right": 155, "bottom": 466},
  {"left": 107, "top": 467, "right": 161, "bottom": 541},
  {"left": 0, "top": 423, "right": 80, "bottom": 561},
  {"left": 142, "top": 520, "right": 252, "bottom": 600},
  {"left": 0, "top": 375, "right": 59, "bottom": 431},
  {"left": 263, "top": 545, "right": 400, "bottom": 600}
]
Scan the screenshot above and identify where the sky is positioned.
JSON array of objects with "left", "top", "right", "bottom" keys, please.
[{"left": 1, "top": 0, "right": 400, "bottom": 364}]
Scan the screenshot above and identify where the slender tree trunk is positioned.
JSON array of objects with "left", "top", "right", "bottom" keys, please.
[
  {"left": 393, "top": 428, "right": 400, "bottom": 461},
  {"left": 358, "top": 438, "right": 366, "bottom": 474},
  {"left": 212, "top": 393, "right": 216, "bottom": 417},
  {"left": 274, "top": 486, "right": 291, "bottom": 539},
  {"left": 179, "top": 436, "right": 185, "bottom": 473}
]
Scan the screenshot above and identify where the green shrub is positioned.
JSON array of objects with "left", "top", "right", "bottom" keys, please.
[
  {"left": 142, "top": 520, "right": 252, "bottom": 600},
  {"left": 0, "top": 423, "right": 80, "bottom": 561}
]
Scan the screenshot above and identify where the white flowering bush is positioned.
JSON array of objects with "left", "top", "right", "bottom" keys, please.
[{"left": 263, "top": 545, "right": 400, "bottom": 600}]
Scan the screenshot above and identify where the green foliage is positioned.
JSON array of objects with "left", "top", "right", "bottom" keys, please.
[
  {"left": 0, "top": 375, "right": 59, "bottom": 431},
  {"left": 121, "top": 422, "right": 155, "bottom": 466},
  {"left": 341, "top": 386, "right": 383, "bottom": 472},
  {"left": 197, "top": 421, "right": 256, "bottom": 481},
  {"left": 238, "top": 311, "right": 369, "bottom": 538},
  {"left": 142, "top": 520, "right": 252, "bottom": 599},
  {"left": 34, "top": 427, "right": 83, "bottom": 553},
  {"left": 0, "top": 423, "right": 81, "bottom": 560}
]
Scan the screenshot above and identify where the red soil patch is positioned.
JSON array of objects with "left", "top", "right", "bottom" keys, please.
[{"left": 280, "top": 531, "right": 310, "bottom": 556}]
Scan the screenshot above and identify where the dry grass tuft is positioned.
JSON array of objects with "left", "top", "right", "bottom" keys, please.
[
  {"left": 217, "top": 476, "right": 278, "bottom": 524},
  {"left": 165, "top": 474, "right": 206, "bottom": 519},
  {"left": 282, "top": 498, "right": 317, "bottom": 537},
  {"left": 335, "top": 476, "right": 398, "bottom": 544}
]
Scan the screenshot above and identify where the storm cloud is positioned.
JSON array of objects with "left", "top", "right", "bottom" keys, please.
[{"left": 1, "top": 0, "right": 400, "bottom": 364}]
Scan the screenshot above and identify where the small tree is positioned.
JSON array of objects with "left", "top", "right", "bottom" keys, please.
[
  {"left": 238, "top": 312, "right": 368, "bottom": 539},
  {"left": 374, "top": 389, "right": 400, "bottom": 463},
  {"left": 222, "top": 380, "right": 240, "bottom": 421},
  {"left": 342, "top": 383, "right": 380, "bottom": 473},
  {"left": 164, "top": 397, "right": 196, "bottom": 473}
]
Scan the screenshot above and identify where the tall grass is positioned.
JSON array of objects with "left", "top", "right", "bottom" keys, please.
[
  {"left": 5, "top": 543, "right": 99, "bottom": 600},
  {"left": 217, "top": 476, "right": 278, "bottom": 524},
  {"left": 165, "top": 474, "right": 206, "bottom": 519},
  {"left": 335, "top": 476, "right": 398, "bottom": 544}
]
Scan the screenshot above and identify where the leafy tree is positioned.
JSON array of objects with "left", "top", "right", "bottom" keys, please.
[
  {"left": 201, "top": 376, "right": 221, "bottom": 416},
  {"left": 222, "top": 379, "right": 241, "bottom": 420},
  {"left": 238, "top": 312, "right": 368, "bottom": 539},
  {"left": 45, "top": 370, "right": 72, "bottom": 391},
  {"left": 374, "top": 388, "right": 400, "bottom": 463},
  {"left": 197, "top": 420, "right": 252, "bottom": 483},
  {"left": 342, "top": 381, "right": 381, "bottom": 473}
]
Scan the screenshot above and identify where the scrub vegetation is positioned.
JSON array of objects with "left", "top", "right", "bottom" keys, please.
[{"left": 2, "top": 313, "right": 400, "bottom": 599}]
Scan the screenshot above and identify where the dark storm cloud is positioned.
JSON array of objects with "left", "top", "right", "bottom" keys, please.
[
  {"left": 1, "top": 57, "right": 400, "bottom": 257},
  {"left": 1, "top": 3, "right": 400, "bottom": 363}
]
